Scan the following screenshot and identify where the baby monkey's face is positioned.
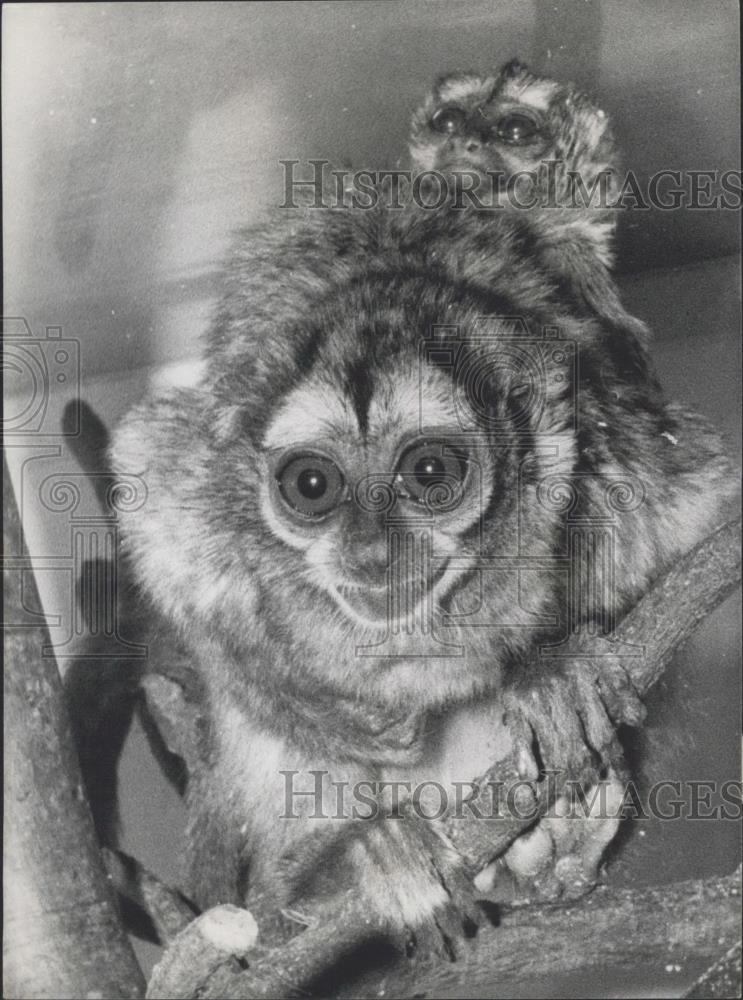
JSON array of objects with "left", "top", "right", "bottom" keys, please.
[
  {"left": 409, "top": 58, "right": 614, "bottom": 202},
  {"left": 259, "top": 364, "right": 494, "bottom": 628},
  {"left": 410, "top": 68, "right": 557, "bottom": 176}
]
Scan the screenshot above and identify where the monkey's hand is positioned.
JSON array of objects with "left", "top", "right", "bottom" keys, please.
[
  {"left": 504, "top": 659, "right": 641, "bottom": 783},
  {"left": 491, "top": 661, "right": 638, "bottom": 903}
]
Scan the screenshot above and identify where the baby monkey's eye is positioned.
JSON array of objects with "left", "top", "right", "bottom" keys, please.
[
  {"left": 431, "top": 105, "right": 467, "bottom": 135},
  {"left": 395, "top": 441, "right": 469, "bottom": 511},
  {"left": 494, "top": 111, "right": 540, "bottom": 144},
  {"left": 277, "top": 453, "right": 344, "bottom": 519}
]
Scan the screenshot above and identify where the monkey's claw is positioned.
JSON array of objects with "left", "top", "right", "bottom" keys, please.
[{"left": 386, "top": 821, "right": 485, "bottom": 962}]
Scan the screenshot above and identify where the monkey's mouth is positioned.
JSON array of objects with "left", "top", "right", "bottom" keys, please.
[
  {"left": 439, "top": 152, "right": 503, "bottom": 177},
  {"left": 331, "top": 563, "right": 449, "bottom": 629}
]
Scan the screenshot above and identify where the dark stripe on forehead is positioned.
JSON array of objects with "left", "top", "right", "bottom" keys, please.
[
  {"left": 344, "top": 357, "right": 375, "bottom": 436},
  {"left": 294, "top": 325, "right": 327, "bottom": 377}
]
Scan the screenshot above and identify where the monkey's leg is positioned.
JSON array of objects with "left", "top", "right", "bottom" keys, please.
[
  {"left": 242, "top": 811, "right": 487, "bottom": 962},
  {"left": 481, "top": 659, "right": 635, "bottom": 903},
  {"left": 364, "top": 816, "right": 485, "bottom": 960}
]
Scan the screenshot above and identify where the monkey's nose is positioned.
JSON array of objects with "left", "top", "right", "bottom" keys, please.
[
  {"left": 466, "top": 140, "right": 481, "bottom": 153},
  {"left": 345, "top": 540, "right": 391, "bottom": 587}
]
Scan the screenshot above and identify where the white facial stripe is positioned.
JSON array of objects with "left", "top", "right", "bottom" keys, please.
[
  {"left": 263, "top": 383, "right": 356, "bottom": 449},
  {"left": 438, "top": 76, "right": 494, "bottom": 105},
  {"left": 501, "top": 77, "right": 558, "bottom": 111},
  {"left": 264, "top": 366, "right": 465, "bottom": 449},
  {"left": 368, "top": 367, "right": 463, "bottom": 437}
]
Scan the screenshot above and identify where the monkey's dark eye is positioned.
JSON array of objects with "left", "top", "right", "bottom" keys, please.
[
  {"left": 277, "top": 453, "right": 344, "bottom": 518},
  {"left": 395, "top": 441, "right": 469, "bottom": 511},
  {"left": 431, "top": 106, "right": 467, "bottom": 135},
  {"left": 494, "top": 112, "right": 540, "bottom": 144}
]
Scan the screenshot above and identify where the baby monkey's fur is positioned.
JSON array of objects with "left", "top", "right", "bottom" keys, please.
[
  {"left": 103, "top": 61, "right": 736, "bottom": 954},
  {"left": 410, "top": 58, "right": 632, "bottom": 330}
]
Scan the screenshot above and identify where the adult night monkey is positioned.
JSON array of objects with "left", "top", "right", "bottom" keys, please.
[{"left": 80, "top": 61, "right": 737, "bottom": 959}]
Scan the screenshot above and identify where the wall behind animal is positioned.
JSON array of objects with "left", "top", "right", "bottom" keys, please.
[{"left": 4, "top": 0, "right": 740, "bottom": 378}]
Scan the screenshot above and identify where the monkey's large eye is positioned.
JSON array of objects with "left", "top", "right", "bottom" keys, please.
[
  {"left": 276, "top": 453, "right": 345, "bottom": 519},
  {"left": 395, "top": 441, "right": 469, "bottom": 511},
  {"left": 494, "top": 111, "right": 540, "bottom": 144},
  {"left": 431, "top": 106, "right": 467, "bottom": 135}
]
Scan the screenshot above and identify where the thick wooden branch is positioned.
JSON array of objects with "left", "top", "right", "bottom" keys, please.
[
  {"left": 408, "top": 869, "right": 743, "bottom": 999},
  {"left": 162, "top": 870, "right": 740, "bottom": 999},
  {"left": 3, "top": 457, "right": 146, "bottom": 1000}
]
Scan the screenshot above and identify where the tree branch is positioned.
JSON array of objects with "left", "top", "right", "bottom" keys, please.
[
  {"left": 3, "top": 457, "right": 146, "bottom": 999},
  {"left": 683, "top": 942, "right": 743, "bottom": 999},
  {"left": 166, "top": 870, "right": 740, "bottom": 999}
]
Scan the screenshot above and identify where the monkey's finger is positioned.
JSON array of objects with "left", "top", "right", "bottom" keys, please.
[
  {"left": 503, "top": 690, "right": 565, "bottom": 772},
  {"left": 596, "top": 662, "right": 647, "bottom": 727},
  {"left": 569, "top": 669, "right": 617, "bottom": 757},
  {"left": 517, "top": 680, "right": 589, "bottom": 775}
]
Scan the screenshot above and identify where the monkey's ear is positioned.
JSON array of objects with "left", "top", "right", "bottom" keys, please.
[{"left": 141, "top": 673, "right": 203, "bottom": 782}]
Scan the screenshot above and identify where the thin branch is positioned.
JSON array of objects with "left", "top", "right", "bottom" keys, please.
[
  {"left": 103, "top": 848, "right": 196, "bottom": 945},
  {"left": 683, "top": 942, "right": 743, "bottom": 999},
  {"left": 452, "top": 517, "right": 742, "bottom": 873},
  {"left": 616, "top": 518, "right": 741, "bottom": 695}
]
